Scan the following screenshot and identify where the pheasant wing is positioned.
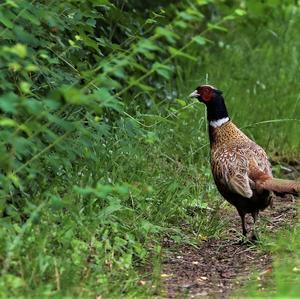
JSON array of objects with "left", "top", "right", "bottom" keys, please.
[
  {"left": 228, "top": 173, "right": 253, "bottom": 198},
  {"left": 212, "top": 148, "right": 253, "bottom": 198}
]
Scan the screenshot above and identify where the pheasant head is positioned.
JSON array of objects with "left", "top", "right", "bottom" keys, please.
[{"left": 189, "top": 84, "right": 229, "bottom": 127}]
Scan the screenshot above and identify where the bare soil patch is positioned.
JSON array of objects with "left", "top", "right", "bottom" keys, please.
[{"left": 161, "top": 196, "right": 297, "bottom": 298}]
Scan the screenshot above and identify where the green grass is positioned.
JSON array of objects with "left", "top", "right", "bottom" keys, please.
[
  {"left": 1, "top": 3, "right": 300, "bottom": 299},
  {"left": 0, "top": 108, "right": 224, "bottom": 298},
  {"left": 181, "top": 7, "right": 300, "bottom": 157}
]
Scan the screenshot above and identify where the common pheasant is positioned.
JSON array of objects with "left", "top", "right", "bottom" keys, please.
[{"left": 190, "top": 84, "right": 299, "bottom": 240}]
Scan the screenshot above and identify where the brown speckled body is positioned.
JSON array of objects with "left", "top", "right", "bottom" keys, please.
[{"left": 209, "top": 121, "right": 273, "bottom": 216}]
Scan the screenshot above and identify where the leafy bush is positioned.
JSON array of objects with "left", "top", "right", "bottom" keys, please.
[{"left": 1, "top": 0, "right": 299, "bottom": 297}]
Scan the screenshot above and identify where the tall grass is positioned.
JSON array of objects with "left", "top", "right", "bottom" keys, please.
[
  {"left": 0, "top": 2, "right": 300, "bottom": 299},
  {"left": 0, "top": 101, "right": 226, "bottom": 298},
  {"left": 182, "top": 6, "right": 300, "bottom": 157}
]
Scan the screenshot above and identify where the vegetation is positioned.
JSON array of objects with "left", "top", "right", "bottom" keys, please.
[{"left": 0, "top": 0, "right": 299, "bottom": 298}]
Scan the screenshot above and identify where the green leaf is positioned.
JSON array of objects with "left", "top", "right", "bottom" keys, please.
[
  {"left": 20, "top": 82, "right": 31, "bottom": 94},
  {"left": 0, "top": 118, "right": 17, "bottom": 127},
  {"left": 86, "top": 18, "right": 96, "bottom": 27},
  {"left": 98, "top": 199, "right": 123, "bottom": 219},
  {"left": 0, "top": 11, "right": 13, "bottom": 28},
  {"left": 136, "top": 39, "right": 160, "bottom": 53},
  {"left": 235, "top": 8, "right": 246, "bottom": 16},
  {"left": 95, "top": 88, "right": 124, "bottom": 112},
  {"left": 90, "top": 0, "right": 110, "bottom": 4},
  {"left": 46, "top": 114, "right": 73, "bottom": 131},
  {"left": 44, "top": 98, "right": 62, "bottom": 111},
  {"left": 23, "top": 98, "right": 43, "bottom": 115},
  {"left": 174, "top": 20, "right": 187, "bottom": 29},
  {"left": 176, "top": 99, "right": 187, "bottom": 107},
  {"left": 14, "top": 137, "right": 34, "bottom": 156},
  {"left": 5, "top": 43, "right": 27, "bottom": 58},
  {"left": 145, "top": 18, "right": 157, "bottom": 24},
  {"left": 196, "top": 0, "right": 210, "bottom": 4},
  {"left": 155, "top": 27, "right": 179, "bottom": 44},
  {"left": 96, "top": 75, "right": 121, "bottom": 89},
  {"left": 8, "top": 62, "right": 21, "bottom": 71},
  {"left": 25, "top": 64, "right": 39, "bottom": 72},
  {"left": 223, "top": 15, "right": 236, "bottom": 21},
  {"left": 178, "top": 11, "right": 197, "bottom": 21},
  {"left": 5, "top": 0, "right": 19, "bottom": 8},
  {"left": 0, "top": 93, "right": 19, "bottom": 113},
  {"left": 193, "top": 35, "right": 206, "bottom": 45},
  {"left": 13, "top": 26, "right": 40, "bottom": 46},
  {"left": 208, "top": 23, "right": 228, "bottom": 32},
  {"left": 77, "top": 29, "right": 99, "bottom": 51},
  {"left": 21, "top": 10, "right": 41, "bottom": 25},
  {"left": 168, "top": 47, "right": 197, "bottom": 61},
  {"left": 60, "top": 86, "right": 88, "bottom": 105},
  {"left": 152, "top": 62, "right": 173, "bottom": 80},
  {"left": 129, "top": 78, "right": 155, "bottom": 92}
]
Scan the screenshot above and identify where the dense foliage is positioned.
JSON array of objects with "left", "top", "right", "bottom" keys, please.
[
  {"left": 0, "top": 0, "right": 240, "bottom": 204},
  {"left": 0, "top": 0, "right": 299, "bottom": 297}
]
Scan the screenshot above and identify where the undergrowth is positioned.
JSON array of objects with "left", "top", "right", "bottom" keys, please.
[{"left": 0, "top": 0, "right": 299, "bottom": 298}]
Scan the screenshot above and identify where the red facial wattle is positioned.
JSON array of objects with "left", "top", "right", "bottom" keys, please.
[{"left": 199, "top": 87, "right": 213, "bottom": 102}]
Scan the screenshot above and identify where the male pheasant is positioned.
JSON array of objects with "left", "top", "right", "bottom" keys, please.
[{"left": 190, "top": 84, "right": 299, "bottom": 240}]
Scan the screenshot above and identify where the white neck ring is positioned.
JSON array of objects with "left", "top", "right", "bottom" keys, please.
[{"left": 209, "top": 117, "right": 229, "bottom": 128}]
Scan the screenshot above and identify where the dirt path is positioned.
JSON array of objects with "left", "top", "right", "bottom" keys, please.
[{"left": 161, "top": 195, "right": 297, "bottom": 298}]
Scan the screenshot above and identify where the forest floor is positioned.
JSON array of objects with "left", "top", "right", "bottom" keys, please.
[
  {"left": 159, "top": 160, "right": 300, "bottom": 298},
  {"left": 161, "top": 196, "right": 296, "bottom": 298}
]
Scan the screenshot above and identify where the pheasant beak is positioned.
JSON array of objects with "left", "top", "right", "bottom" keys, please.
[{"left": 189, "top": 90, "right": 199, "bottom": 98}]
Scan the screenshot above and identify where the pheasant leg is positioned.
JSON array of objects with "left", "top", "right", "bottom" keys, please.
[
  {"left": 250, "top": 211, "right": 259, "bottom": 241},
  {"left": 238, "top": 210, "right": 247, "bottom": 237}
]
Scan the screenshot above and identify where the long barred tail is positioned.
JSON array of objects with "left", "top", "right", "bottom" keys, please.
[{"left": 257, "top": 177, "right": 300, "bottom": 195}]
